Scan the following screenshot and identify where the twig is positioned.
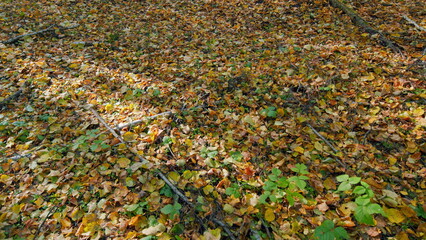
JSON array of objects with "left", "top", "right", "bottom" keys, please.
[
  {"left": 114, "top": 111, "right": 172, "bottom": 130},
  {"left": 402, "top": 15, "right": 426, "bottom": 32},
  {"left": 3, "top": 153, "right": 32, "bottom": 162},
  {"left": 307, "top": 123, "right": 338, "bottom": 153},
  {"left": 2, "top": 24, "right": 79, "bottom": 44},
  {"left": 306, "top": 123, "right": 347, "bottom": 168},
  {"left": 261, "top": 218, "right": 272, "bottom": 240},
  {"left": 82, "top": 103, "right": 236, "bottom": 239},
  {"left": 363, "top": 129, "right": 371, "bottom": 145},
  {"left": 86, "top": 105, "right": 150, "bottom": 165},
  {"left": 33, "top": 205, "right": 58, "bottom": 240}
]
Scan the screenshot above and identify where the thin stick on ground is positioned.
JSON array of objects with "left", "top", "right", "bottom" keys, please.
[
  {"left": 114, "top": 111, "right": 172, "bottom": 131},
  {"left": 402, "top": 15, "right": 426, "bottom": 32},
  {"left": 2, "top": 24, "right": 79, "bottom": 44},
  {"left": 83, "top": 103, "right": 236, "bottom": 240},
  {"left": 307, "top": 123, "right": 347, "bottom": 168},
  {"left": 329, "top": 0, "right": 402, "bottom": 54},
  {"left": 33, "top": 205, "right": 58, "bottom": 240}
]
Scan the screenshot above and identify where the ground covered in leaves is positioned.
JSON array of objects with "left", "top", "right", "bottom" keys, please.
[{"left": 1, "top": 0, "right": 425, "bottom": 239}]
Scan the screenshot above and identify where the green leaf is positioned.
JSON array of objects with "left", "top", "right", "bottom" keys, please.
[
  {"left": 348, "top": 176, "right": 361, "bottom": 184},
  {"left": 270, "top": 168, "right": 281, "bottom": 178},
  {"left": 367, "top": 203, "right": 385, "bottom": 215},
  {"left": 411, "top": 204, "right": 426, "bottom": 219},
  {"left": 288, "top": 176, "right": 307, "bottom": 189},
  {"left": 263, "top": 181, "right": 277, "bottom": 191},
  {"left": 161, "top": 204, "right": 175, "bottom": 215},
  {"left": 276, "top": 177, "right": 289, "bottom": 188},
  {"left": 320, "top": 220, "right": 335, "bottom": 230},
  {"left": 314, "top": 220, "right": 349, "bottom": 240},
  {"left": 230, "top": 151, "right": 243, "bottom": 161},
  {"left": 334, "top": 227, "right": 350, "bottom": 239},
  {"left": 337, "top": 181, "right": 351, "bottom": 192},
  {"left": 353, "top": 186, "right": 366, "bottom": 195},
  {"left": 354, "top": 205, "right": 375, "bottom": 225},
  {"left": 355, "top": 196, "right": 371, "bottom": 206},
  {"left": 259, "top": 192, "right": 270, "bottom": 204},
  {"left": 291, "top": 163, "right": 309, "bottom": 174},
  {"left": 336, "top": 174, "right": 349, "bottom": 182}
]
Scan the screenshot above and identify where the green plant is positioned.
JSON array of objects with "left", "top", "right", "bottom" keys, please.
[
  {"left": 314, "top": 220, "right": 349, "bottom": 240},
  {"left": 260, "top": 106, "right": 277, "bottom": 118},
  {"left": 336, "top": 175, "right": 385, "bottom": 225},
  {"left": 259, "top": 164, "right": 309, "bottom": 206},
  {"left": 225, "top": 183, "right": 242, "bottom": 198},
  {"left": 124, "top": 201, "right": 148, "bottom": 216},
  {"left": 161, "top": 201, "right": 182, "bottom": 219}
]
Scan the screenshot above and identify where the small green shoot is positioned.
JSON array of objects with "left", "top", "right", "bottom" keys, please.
[{"left": 335, "top": 175, "right": 385, "bottom": 225}]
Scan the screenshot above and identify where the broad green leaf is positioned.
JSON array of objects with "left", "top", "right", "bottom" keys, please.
[
  {"left": 353, "top": 186, "right": 366, "bottom": 195},
  {"left": 354, "top": 205, "right": 374, "bottom": 225},
  {"left": 337, "top": 182, "right": 351, "bottom": 192},
  {"left": 334, "top": 227, "right": 350, "bottom": 239},
  {"left": 336, "top": 174, "right": 349, "bottom": 182},
  {"left": 348, "top": 176, "right": 361, "bottom": 184}
]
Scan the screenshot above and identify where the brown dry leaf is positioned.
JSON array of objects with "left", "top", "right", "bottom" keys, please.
[
  {"left": 117, "top": 157, "right": 131, "bottom": 168},
  {"left": 141, "top": 223, "right": 166, "bottom": 235},
  {"left": 395, "top": 231, "right": 409, "bottom": 240},
  {"left": 323, "top": 177, "right": 336, "bottom": 190},
  {"left": 366, "top": 227, "right": 381, "bottom": 237},
  {"left": 317, "top": 202, "right": 329, "bottom": 213}
]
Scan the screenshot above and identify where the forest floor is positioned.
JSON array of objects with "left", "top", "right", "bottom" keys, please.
[{"left": 0, "top": 0, "right": 425, "bottom": 239}]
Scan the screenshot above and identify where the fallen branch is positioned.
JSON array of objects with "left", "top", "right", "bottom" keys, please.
[
  {"left": 2, "top": 24, "right": 79, "bottom": 44},
  {"left": 114, "top": 111, "right": 172, "bottom": 131},
  {"left": 82, "top": 103, "right": 236, "bottom": 240},
  {"left": 329, "top": 0, "right": 402, "bottom": 53},
  {"left": 306, "top": 123, "right": 347, "bottom": 168},
  {"left": 0, "top": 80, "right": 30, "bottom": 111},
  {"left": 402, "top": 15, "right": 426, "bottom": 32},
  {"left": 33, "top": 205, "right": 58, "bottom": 240}
]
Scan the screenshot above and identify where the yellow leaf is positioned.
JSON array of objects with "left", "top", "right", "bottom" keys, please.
[
  {"left": 294, "top": 146, "right": 304, "bottom": 154},
  {"left": 105, "top": 104, "right": 114, "bottom": 112},
  {"left": 412, "top": 107, "right": 424, "bottom": 117},
  {"left": 265, "top": 208, "right": 275, "bottom": 222},
  {"left": 203, "top": 185, "right": 214, "bottom": 194},
  {"left": 323, "top": 177, "right": 336, "bottom": 190},
  {"left": 129, "top": 215, "right": 141, "bottom": 226},
  {"left": 60, "top": 217, "right": 72, "bottom": 229},
  {"left": 11, "top": 204, "right": 23, "bottom": 214},
  {"left": 388, "top": 156, "right": 397, "bottom": 165},
  {"left": 383, "top": 207, "right": 405, "bottom": 223},
  {"left": 360, "top": 73, "right": 375, "bottom": 81},
  {"left": 168, "top": 172, "right": 180, "bottom": 183},
  {"left": 69, "top": 63, "right": 79, "bottom": 69},
  {"left": 0, "top": 174, "right": 10, "bottom": 183},
  {"left": 369, "top": 106, "right": 381, "bottom": 116},
  {"left": 117, "top": 157, "right": 131, "bottom": 168},
  {"left": 126, "top": 231, "right": 138, "bottom": 239},
  {"left": 277, "top": 108, "right": 285, "bottom": 116},
  {"left": 314, "top": 142, "right": 323, "bottom": 151},
  {"left": 34, "top": 197, "right": 44, "bottom": 206},
  {"left": 123, "top": 131, "right": 138, "bottom": 142}
]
